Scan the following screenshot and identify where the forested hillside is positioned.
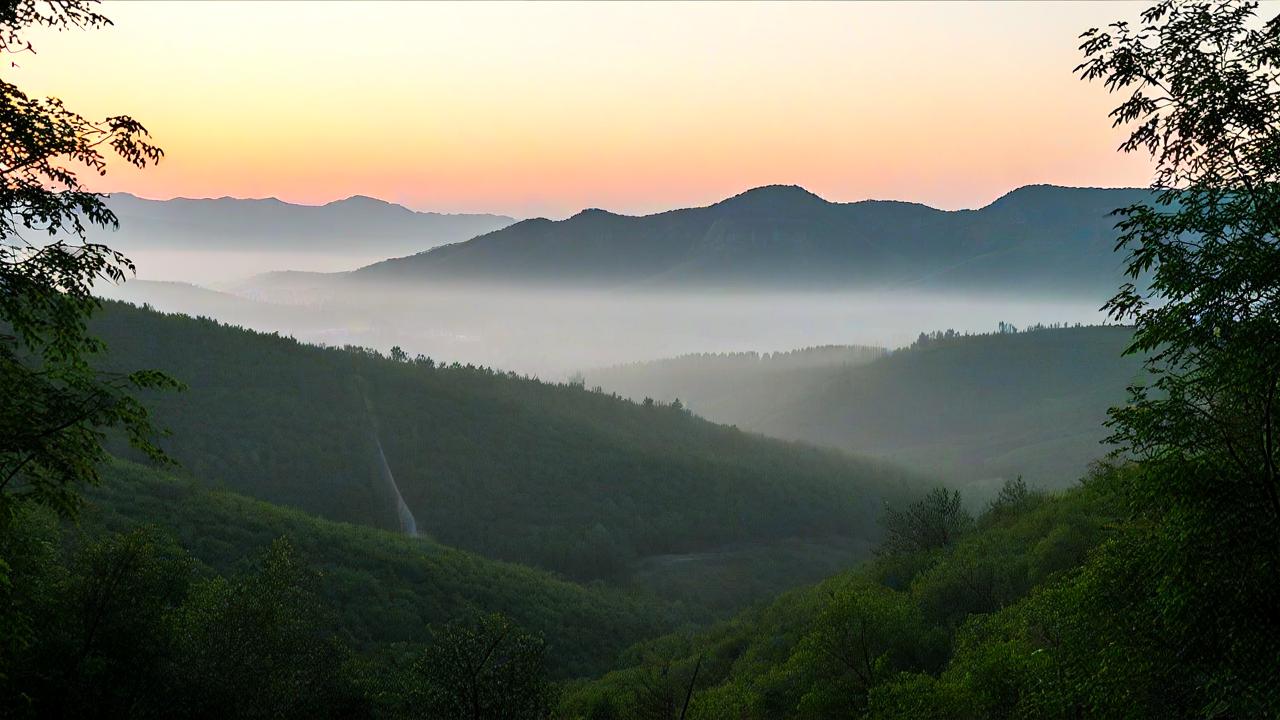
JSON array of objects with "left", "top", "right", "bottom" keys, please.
[
  {"left": 587, "top": 345, "right": 886, "bottom": 416},
  {"left": 2, "top": 458, "right": 682, "bottom": 717},
  {"left": 352, "top": 185, "right": 1152, "bottom": 296},
  {"left": 559, "top": 474, "right": 1123, "bottom": 718},
  {"left": 589, "top": 325, "right": 1143, "bottom": 493},
  {"left": 90, "top": 302, "right": 919, "bottom": 601},
  {"left": 76, "top": 460, "right": 678, "bottom": 678}
]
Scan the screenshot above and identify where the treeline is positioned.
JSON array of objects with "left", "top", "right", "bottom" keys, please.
[
  {"left": 585, "top": 344, "right": 885, "bottom": 430},
  {"left": 593, "top": 344, "right": 887, "bottom": 375},
  {"left": 908, "top": 321, "right": 1100, "bottom": 350},
  {"left": 90, "top": 301, "right": 916, "bottom": 594}
]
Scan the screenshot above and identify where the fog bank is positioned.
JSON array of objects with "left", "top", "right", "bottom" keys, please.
[{"left": 100, "top": 280, "right": 1110, "bottom": 379}]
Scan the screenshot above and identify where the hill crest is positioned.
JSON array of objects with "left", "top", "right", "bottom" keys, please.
[{"left": 350, "top": 184, "right": 1155, "bottom": 295}]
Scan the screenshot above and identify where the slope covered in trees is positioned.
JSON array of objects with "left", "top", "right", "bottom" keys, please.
[
  {"left": 559, "top": 474, "right": 1121, "bottom": 718},
  {"left": 589, "top": 325, "right": 1144, "bottom": 493},
  {"left": 89, "top": 301, "right": 919, "bottom": 602},
  {"left": 78, "top": 459, "right": 677, "bottom": 678},
  {"left": 3, "top": 458, "right": 669, "bottom": 718},
  {"left": 350, "top": 185, "right": 1152, "bottom": 296},
  {"left": 587, "top": 344, "right": 887, "bottom": 417}
]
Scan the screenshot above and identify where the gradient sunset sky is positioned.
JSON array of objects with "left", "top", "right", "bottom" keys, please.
[{"left": 14, "top": 1, "right": 1158, "bottom": 218}]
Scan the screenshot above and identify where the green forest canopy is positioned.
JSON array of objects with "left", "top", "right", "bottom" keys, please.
[{"left": 91, "top": 302, "right": 921, "bottom": 596}]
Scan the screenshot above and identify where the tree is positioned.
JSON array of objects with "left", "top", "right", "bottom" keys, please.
[
  {"left": 979, "top": 476, "right": 1035, "bottom": 528},
  {"left": 991, "top": 476, "right": 1027, "bottom": 508},
  {"left": 1078, "top": 0, "right": 1280, "bottom": 712},
  {"left": 0, "top": 506, "right": 60, "bottom": 708},
  {"left": 1, "top": 0, "right": 173, "bottom": 525},
  {"left": 628, "top": 651, "right": 703, "bottom": 720},
  {"left": 168, "top": 539, "right": 357, "bottom": 719},
  {"left": 879, "top": 487, "right": 973, "bottom": 555},
  {"left": 13, "top": 528, "right": 192, "bottom": 719},
  {"left": 407, "top": 612, "right": 554, "bottom": 720},
  {"left": 786, "top": 581, "right": 940, "bottom": 717},
  {"left": 1083, "top": 0, "right": 1280, "bottom": 545}
]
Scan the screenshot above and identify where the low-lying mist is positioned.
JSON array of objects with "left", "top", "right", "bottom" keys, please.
[
  {"left": 100, "top": 278, "right": 1110, "bottom": 379},
  {"left": 124, "top": 248, "right": 388, "bottom": 285}
]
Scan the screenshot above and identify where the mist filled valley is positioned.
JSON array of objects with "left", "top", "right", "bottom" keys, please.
[
  {"left": 96, "top": 182, "right": 1128, "bottom": 378},
  {"left": 93, "top": 187, "right": 1128, "bottom": 500},
  {"left": 101, "top": 280, "right": 1110, "bottom": 379},
  {"left": 4, "top": 1, "right": 1279, "bottom": 719}
]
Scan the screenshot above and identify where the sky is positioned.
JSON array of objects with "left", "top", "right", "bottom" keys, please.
[{"left": 12, "top": 1, "right": 1161, "bottom": 218}]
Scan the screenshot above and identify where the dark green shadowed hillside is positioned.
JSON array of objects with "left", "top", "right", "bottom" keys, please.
[
  {"left": 82, "top": 459, "right": 677, "bottom": 679},
  {"left": 90, "top": 301, "right": 920, "bottom": 604}
]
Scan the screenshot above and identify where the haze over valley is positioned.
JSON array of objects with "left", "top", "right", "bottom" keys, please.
[
  {"left": 97, "top": 192, "right": 514, "bottom": 284},
  {"left": 6, "top": 2, "right": 1276, "bottom": 718},
  {"left": 97, "top": 183, "right": 1124, "bottom": 379},
  {"left": 91, "top": 182, "right": 1140, "bottom": 502}
]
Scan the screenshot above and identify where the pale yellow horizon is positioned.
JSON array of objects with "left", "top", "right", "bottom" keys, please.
[{"left": 11, "top": 1, "right": 1167, "bottom": 218}]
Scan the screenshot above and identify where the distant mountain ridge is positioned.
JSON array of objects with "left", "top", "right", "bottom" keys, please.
[
  {"left": 98, "top": 192, "right": 515, "bottom": 255},
  {"left": 352, "top": 184, "right": 1152, "bottom": 295}
]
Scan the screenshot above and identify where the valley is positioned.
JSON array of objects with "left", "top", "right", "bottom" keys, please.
[{"left": 5, "top": 1, "right": 1276, "bottom": 717}]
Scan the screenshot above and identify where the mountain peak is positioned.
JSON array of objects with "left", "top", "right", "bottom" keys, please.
[
  {"left": 570, "top": 207, "right": 620, "bottom": 220},
  {"left": 981, "top": 184, "right": 1151, "bottom": 209},
  {"left": 324, "top": 194, "right": 410, "bottom": 212},
  {"left": 715, "top": 184, "right": 829, "bottom": 211}
]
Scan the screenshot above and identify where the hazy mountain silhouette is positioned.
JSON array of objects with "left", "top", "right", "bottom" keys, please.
[
  {"left": 352, "top": 184, "right": 1152, "bottom": 295},
  {"left": 100, "top": 192, "right": 515, "bottom": 257}
]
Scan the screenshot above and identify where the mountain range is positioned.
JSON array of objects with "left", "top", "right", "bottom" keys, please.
[
  {"left": 93, "top": 193, "right": 515, "bottom": 283},
  {"left": 103, "top": 192, "right": 513, "bottom": 254},
  {"left": 349, "top": 184, "right": 1154, "bottom": 296}
]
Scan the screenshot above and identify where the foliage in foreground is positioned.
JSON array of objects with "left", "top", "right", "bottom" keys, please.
[
  {"left": 0, "top": 507, "right": 560, "bottom": 719},
  {"left": 558, "top": 475, "right": 1116, "bottom": 719},
  {"left": 0, "top": 0, "right": 173, "bottom": 525},
  {"left": 563, "top": 462, "right": 1280, "bottom": 718}
]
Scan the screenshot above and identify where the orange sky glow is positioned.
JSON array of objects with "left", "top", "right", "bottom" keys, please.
[{"left": 12, "top": 1, "right": 1160, "bottom": 218}]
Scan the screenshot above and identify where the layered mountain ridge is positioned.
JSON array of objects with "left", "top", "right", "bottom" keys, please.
[{"left": 350, "top": 184, "right": 1152, "bottom": 295}]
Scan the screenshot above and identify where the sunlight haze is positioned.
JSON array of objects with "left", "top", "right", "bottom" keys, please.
[
  {"left": 16, "top": 0, "right": 1152, "bottom": 217},
  {"left": 6, "top": 0, "right": 1279, "bottom": 713}
]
